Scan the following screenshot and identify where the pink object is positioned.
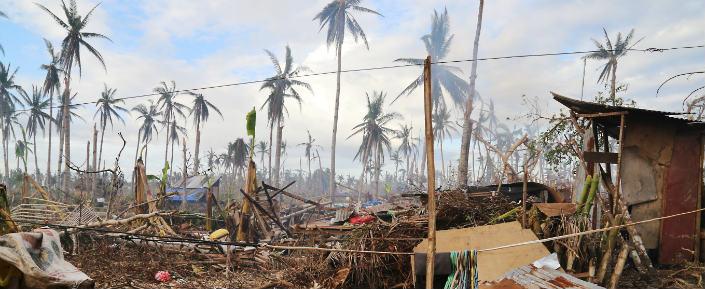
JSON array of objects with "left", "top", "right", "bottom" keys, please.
[{"left": 155, "top": 271, "right": 171, "bottom": 282}]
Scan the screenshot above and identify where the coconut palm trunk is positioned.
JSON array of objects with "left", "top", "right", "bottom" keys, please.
[
  {"left": 458, "top": 0, "right": 484, "bottom": 186},
  {"left": 164, "top": 115, "right": 171, "bottom": 169},
  {"left": 56, "top": 122, "right": 64, "bottom": 185},
  {"left": 374, "top": 152, "right": 380, "bottom": 198},
  {"left": 440, "top": 138, "right": 445, "bottom": 180},
  {"left": 193, "top": 117, "right": 201, "bottom": 174},
  {"left": 98, "top": 122, "right": 106, "bottom": 173},
  {"left": 268, "top": 127, "right": 273, "bottom": 181},
  {"left": 329, "top": 41, "right": 342, "bottom": 198},
  {"left": 274, "top": 122, "right": 283, "bottom": 186},
  {"left": 2, "top": 137, "right": 8, "bottom": 181},
  {"left": 33, "top": 132, "right": 39, "bottom": 181},
  {"left": 61, "top": 79, "right": 70, "bottom": 192},
  {"left": 610, "top": 60, "right": 617, "bottom": 105},
  {"left": 46, "top": 95, "right": 53, "bottom": 185}
]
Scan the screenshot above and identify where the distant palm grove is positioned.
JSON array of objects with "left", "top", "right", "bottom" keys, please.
[{"left": 0, "top": 0, "right": 638, "bottom": 202}]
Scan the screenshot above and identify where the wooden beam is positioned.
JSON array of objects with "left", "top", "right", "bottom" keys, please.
[
  {"left": 583, "top": 152, "right": 619, "bottom": 164},
  {"left": 576, "top": 111, "right": 629, "bottom": 118}
]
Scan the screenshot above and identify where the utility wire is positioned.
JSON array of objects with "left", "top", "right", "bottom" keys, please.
[{"left": 13, "top": 44, "right": 705, "bottom": 113}]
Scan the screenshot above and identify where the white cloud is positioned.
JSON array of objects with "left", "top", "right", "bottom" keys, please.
[{"left": 1, "top": 0, "right": 704, "bottom": 185}]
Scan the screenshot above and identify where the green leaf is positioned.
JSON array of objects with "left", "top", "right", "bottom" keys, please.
[
  {"left": 147, "top": 175, "right": 161, "bottom": 181},
  {"left": 246, "top": 107, "right": 256, "bottom": 138}
]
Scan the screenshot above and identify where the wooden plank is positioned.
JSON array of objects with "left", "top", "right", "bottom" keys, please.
[
  {"left": 659, "top": 130, "right": 701, "bottom": 264},
  {"left": 534, "top": 203, "right": 577, "bottom": 217},
  {"left": 413, "top": 222, "right": 550, "bottom": 282},
  {"left": 583, "top": 152, "right": 618, "bottom": 164}
]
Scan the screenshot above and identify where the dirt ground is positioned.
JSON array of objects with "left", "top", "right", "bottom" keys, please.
[
  {"left": 66, "top": 238, "right": 283, "bottom": 289},
  {"left": 618, "top": 265, "right": 704, "bottom": 289}
]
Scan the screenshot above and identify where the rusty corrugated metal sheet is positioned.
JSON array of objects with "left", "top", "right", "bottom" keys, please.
[
  {"left": 485, "top": 265, "right": 604, "bottom": 289},
  {"left": 660, "top": 130, "right": 701, "bottom": 264}
]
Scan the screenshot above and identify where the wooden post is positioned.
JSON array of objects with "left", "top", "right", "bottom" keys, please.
[
  {"left": 613, "top": 114, "right": 625, "bottom": 214},
  {"left": 92, "top": 124, "right": 98, "bottom": 200},
  {"left": 423, "top": 56, "right": 437, "bottom": 289}
]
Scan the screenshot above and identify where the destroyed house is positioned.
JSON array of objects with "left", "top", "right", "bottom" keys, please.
[{"left": 553, "top": 92, "right": 705, "bottom": 264}]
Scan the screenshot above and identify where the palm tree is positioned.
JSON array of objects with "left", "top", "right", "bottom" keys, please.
[
  {"left": 432, "top": 104, "right": 458, "bottom": 179},
  {"left": 206, "top": 148, "right": 217, "bottom": 170},
  {"left": 260, "top": 46, "right": 312, "bottom": 186},
  {"left": 54, "top": 92, "right": 82, "bottom": 181},
  {"left": 459, "top": 0, "right": 484, "bottom": 186},
  {"left": 37, "top": 0, "right": 110, "bottom": 192},
  {"left": 255, "top": 141, "right": 269, "bottom": 174},
  {"left": 20, "top": 86, "right": 54, "bottom": 181},
  {"left": 40, "top": 39, "right": 63, "bottom": 185},
  {"left": 229, "top": 138, "right": 249, "bottom": 180},
  {"left": 154, "top": 81, "right": 188, "bottom": 170},
  {"left": 394, "top": 9, "right": 469, "bottom": 109},
  {"left": 187, "top": 92, "right": 222, "bottom": 174},
  {"left": 0, "top": 62, "right": 23, "bottom": 181},
  {"left": 167, "top": 118, "right": 187, "bottom": 179},
  {"left": 349, "top": 91, "right": 400, "bottom": 196},
  {"left": 132, "top": 101, "right": 161, "bottom": 164},
  {"left": 389, "top": 150, "right": 402, "bottom": 181},
  {"left": 584, "top": 28, "right": 639, "bottom": 105},
  {"left": 396, "top": 124, "right": 414, "bottom": 181},
  {"left": 298, "top": 130, "right": 321, "bottom": 187},
  {"left": 94, "top": 84, "right": 127, "bottom": 171},
  {"left": 314, "top": 0, "right": 382, "bottom": 196}
]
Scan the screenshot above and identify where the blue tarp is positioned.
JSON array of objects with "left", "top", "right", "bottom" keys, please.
[{"left": 167, "top": 191, "right": 204, "bottom": 203}]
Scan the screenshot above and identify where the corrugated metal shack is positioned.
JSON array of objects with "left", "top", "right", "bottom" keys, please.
[{"left": 553, "top": 92, "right": 705, "bottom": 264}]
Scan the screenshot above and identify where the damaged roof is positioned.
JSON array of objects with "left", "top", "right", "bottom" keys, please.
[
  {"left": 483, "top": 264, "right": 605, "bottom": 289},
  {"left": 551, "top": 92, "right": 705, "bottom": 135}
]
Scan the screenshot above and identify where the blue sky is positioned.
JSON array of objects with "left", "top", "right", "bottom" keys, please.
[{"left": 0, "top": 0, "right": 703, "bottom": 181}]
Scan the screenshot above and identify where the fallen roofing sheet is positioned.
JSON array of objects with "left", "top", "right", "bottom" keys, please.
[{"left": 481, "top": 264, "right": 604, "bottom": 289}]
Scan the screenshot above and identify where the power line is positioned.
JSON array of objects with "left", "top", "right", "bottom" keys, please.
[{"left": 13, "top": 44, "right": 705, "bottom": 113}]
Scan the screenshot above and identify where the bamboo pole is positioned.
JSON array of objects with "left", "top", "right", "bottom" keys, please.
[
  {"left": 607, "top": 243, "right": 630, "bottom": 289},
  {"left": 423, "top": 56, "right": 437, "bottom": 289}
]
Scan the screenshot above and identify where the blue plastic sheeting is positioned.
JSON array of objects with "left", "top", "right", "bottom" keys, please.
[
  {"left": 362, "top": 199, "right": 383, "bottom": 208},
  {"left": 167, "top": 191, "right": 204, "bottom": 203}
]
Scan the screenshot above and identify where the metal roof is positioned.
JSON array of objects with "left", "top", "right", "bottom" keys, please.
[
  {"left": 485, "top": 264, "right": 605, "bottom": 289},
  {"left": 552, "top": 92, "right": 687, "bottom": 117}
]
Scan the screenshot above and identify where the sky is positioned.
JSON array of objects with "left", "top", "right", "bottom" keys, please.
[{"left": 0, "top": 0, "right": 703, "bottom": 181}]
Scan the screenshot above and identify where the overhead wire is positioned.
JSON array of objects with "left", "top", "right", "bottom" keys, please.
[{"left": 12, "top": 44, "right": 704, "bottom": 113}]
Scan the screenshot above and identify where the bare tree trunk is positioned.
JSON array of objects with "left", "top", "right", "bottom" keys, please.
[
  {"left": 329, "top": 41, "right": 343, "bottom": 199},
  {"left": 458, "top": 0, "right": 484, "bottom": 186},
  {"left": 46, "top": 94, "right": 53, "bottom": 186},
  {"left": 273, "top": 122, "right": 283, "bottom": 186},
  {"left": 193, "top": 118, "right": 201, "bottom": 174},
  {"left": 92, "top": 125, "right": 98, "bottom": 199}
]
